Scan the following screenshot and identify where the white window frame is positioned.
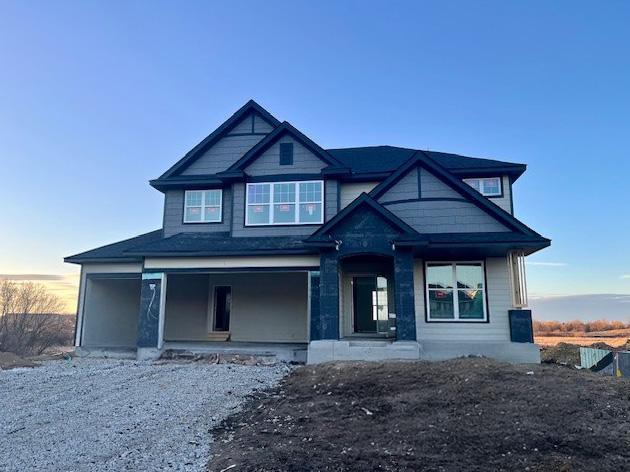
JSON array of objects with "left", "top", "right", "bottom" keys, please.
[
  {"left": 463, "top": 177, "right": 502, "bottom": 197},
  {"left": 508, "top": 251, "right": 528, "bottom": 308},
  {"left": 245, "top": 180, "right": 324, "bottom": 226},
  {"left": 183, "top": 189, "right": 222, "bottom": 223},
  {"left": 425, "top": 261, "right": 488, "bottom": 322}
]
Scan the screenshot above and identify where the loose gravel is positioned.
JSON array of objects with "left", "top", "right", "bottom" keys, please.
[{"left": 0, "top": 358, "right": 289, "bottom": 471}]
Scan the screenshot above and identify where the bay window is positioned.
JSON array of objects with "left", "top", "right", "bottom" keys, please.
[
  {"left": 463, "top": 177, "right": 502, "bottom": 197},
  {"left": 426, "top": 262, "right": 487, "bottom": 321},
  {"left": 183, "top": 189, "right": 222, "bottom": 223},
  {"left": 246, "top": 180, "right": 323, "bottom": 225}
]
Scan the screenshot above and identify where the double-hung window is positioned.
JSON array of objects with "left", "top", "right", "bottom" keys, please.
[
  {"left": 246, "top": 180, "right": 323, "bottom": 226},
  {"left": 183, "top": 189, "right": 222, "bottom": 223},
  {"left": 426, "top": 262, "right": 487, "bottom": 321},
  {"left": 463, "top": 177, "right": 502, "bottom": 197}
]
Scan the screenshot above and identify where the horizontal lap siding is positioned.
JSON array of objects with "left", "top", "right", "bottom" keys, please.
[
  {"left": 254, "top": 115, "right": 274, "bottom": 133},
  {"left": 386, "top": 200, "right": 509, "bottom": 233},
  {"left": 231, "top": 181, "right": 338, "bottom": 237},
  {"left": 163, "top": 189, "right": 232, "bottom": 237},
  {"left": 244, "top": 136, "right": 327, "bottom": 176},
  {"left": 339, "top": 182, "right": 380, "bottom": 208},
  {"left": 182, "top": 135, "right": 264, "bottom": 175},
  {"left": 414, "top": 257, "right": 511, "bottom": 342},
  {"left": 488, "top": 176, "right": 512, "bottom": 214}
]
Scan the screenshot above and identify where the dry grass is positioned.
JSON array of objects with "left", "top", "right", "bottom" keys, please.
[{"left": 535, "top": 335, "right": 629, "bottom": 347}]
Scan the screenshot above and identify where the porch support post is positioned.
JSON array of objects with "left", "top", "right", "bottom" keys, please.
[
  {"left": 314, "top": 251, "right": 340, "bottom": 340},
  {"left": 136, "top": 272, "right": 167, "bottom": 360},
  {"left": 394, "top": 249, "right": 416, "bottom": 341}
]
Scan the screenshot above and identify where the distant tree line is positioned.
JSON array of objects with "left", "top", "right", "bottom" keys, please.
[{"left": 533, "top": 319, "right": 629, "bottom": 335}]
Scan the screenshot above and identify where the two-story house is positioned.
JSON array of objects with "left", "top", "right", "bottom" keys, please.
[{"left": 65, "top": 100, "right": 550, "bottom": 363}]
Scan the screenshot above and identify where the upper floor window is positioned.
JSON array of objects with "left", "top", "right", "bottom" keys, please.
[
  {"left": 184, "top": 190, "right": 222, "bottom": 223},
  {"left": 426, "top": 262, "right": 487, "bottom": 322},
  {"left": 463, "top": 177, "right": 502, "bottom": 197},
  {"left": 246, "top": 180, "right": 324, "bottom": 226}
]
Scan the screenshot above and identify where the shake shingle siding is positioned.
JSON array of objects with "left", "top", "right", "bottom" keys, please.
[
  {"left": 379, "top": 167, "right": 419, "bottom": 203},
  {"left": 384, "top": 200, "right": 509, "bottom": 233},
  {"left": 487, "top": 176, "right": 513, "bottom": 214},
  {"left": 163, "top": 188, "right": 233, "bottom": 237},
  {"left": 181, "top": 135, "right": 264, "bottom": 175},
  {"left": 419, "top": 168, "right": 461, "bottom": 199},
  {"left": 244, "top": 136, "right": 327, "bottom": 176}
]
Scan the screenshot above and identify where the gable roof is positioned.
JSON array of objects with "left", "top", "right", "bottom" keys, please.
[
  {"left": 225, "top": 121, "right": 348, "bottom": 173},
  {"left": 157, "top": 100, "right": 281, "bottom": 179},
  {"left": 369, "top": 152, "right": 543, "bottom": 237},
  {"left": 306, "top": 193, "right": 424, "bottom": 244},
  {"left": 327, "top": 145, "right": 527, "bottom": 181}
]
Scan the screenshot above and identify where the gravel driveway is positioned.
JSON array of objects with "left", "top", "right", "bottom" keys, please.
[{"left": 0, "top": 358, "right": 289, "bottom": 471}]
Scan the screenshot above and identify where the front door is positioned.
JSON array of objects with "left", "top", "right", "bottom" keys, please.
[{"left": 352, "top": 276, "right": 389, "bottom": 334}]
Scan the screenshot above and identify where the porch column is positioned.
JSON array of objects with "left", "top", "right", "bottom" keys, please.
[
  {"left": 136, "top": 272, "right": 167, "bottom": 359},
  {"left": 394, "top": 249, "right": 417, "bottom": 341},
  {"left": 313, "top": 251, "right": 340, "bottom": 340}
]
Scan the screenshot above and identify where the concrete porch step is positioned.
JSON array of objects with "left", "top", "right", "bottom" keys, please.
[{"left": 206, "top": 332, "right": 231, "bottom": 342}]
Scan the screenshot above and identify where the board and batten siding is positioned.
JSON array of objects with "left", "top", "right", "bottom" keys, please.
[
  {"left": 414, "top": 257, "right": 512, "bottom": 342},
  {"left": 339, "top": 182, "right": 380, "bottom": 208},
  {"left": 228, "top": 112, "right": 275, "bottom": 135},
  {"left": 244, "top": 135, "right": 327, "bottom": 176},
  {"left": 163, "top": 188, "right": 232, "bottom": 238},
  {"left": 230, "top": 180, "right": 338, "bottom": 237},
  {"left": 181, "top": 135, "right": 265, "bottom": 175}
]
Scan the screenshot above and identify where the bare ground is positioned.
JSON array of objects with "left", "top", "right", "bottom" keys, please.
[{"left": 209, "top": 358, "right": 630, "bottom": 472}]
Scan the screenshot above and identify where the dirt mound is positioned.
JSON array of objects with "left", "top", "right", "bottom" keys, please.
[
  {"left": 0, "top": 352, "right": 37, "bottom": 370},
  {"left": 209, "top": 357, "right": 630, "bottom": 472}
]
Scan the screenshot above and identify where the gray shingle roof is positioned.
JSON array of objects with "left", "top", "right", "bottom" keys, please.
[{"left": 64, "top": 230, "right": 163, "bottom": 263}]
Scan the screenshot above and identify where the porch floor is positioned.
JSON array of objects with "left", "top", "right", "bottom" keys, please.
[{"left": 162, "top": 341, "right": 308, "bottom": 363}]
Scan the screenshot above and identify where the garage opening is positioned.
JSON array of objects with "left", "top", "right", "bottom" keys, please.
[{"left": 80, "top": 275, "right": 141, "bottom": 348}]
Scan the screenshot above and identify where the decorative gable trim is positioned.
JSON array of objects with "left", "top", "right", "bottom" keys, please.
[
  {"left": 369, "top": 152, "right": 543, "bottom": 237},
  {"left": 157, "top": 100, "right": 281, "bottom": 179},
  {"left": 306, "top": 193, "right": 423, "bottom": 244},
  {"left": 226, "top": 121, "right": 349, "bottom": 173}
]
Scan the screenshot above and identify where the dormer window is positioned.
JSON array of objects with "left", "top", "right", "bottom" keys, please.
[
  {"left": 463, "top": 177, "right": 502, "bottom": 197},
  {"left": 246, "top": 180, "right": 323, "bottom": 226},
  {"left": 183, "top": 189, "right": 222, "bottom": 223}
]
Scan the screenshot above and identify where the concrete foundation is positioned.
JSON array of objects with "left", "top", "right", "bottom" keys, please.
[
  {"left": 418, "top": 341, "right": 541, "bottom": 364},
  {"left": 308, "top": 340, "right": 420, "bottom": 364},
  {"left": 136, "top": 347, "right": 163, "bottom": 361},
  {"left": 307, "top": 340, "right": 540, "bottom": 364},
  {"left": 162, "top": 342, "right": 307, "bottom": 363},
  {"left": 74, "top": 346, "right": 136, "bottom": 359}
]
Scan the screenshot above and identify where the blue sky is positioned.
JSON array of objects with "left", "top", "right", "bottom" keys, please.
[{"left": 1, "top": 1, "right": 629, "bottom": 311}]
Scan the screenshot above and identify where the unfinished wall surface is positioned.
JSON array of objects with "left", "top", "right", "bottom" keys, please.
[
  {"left": 414, "top": 257, "right": 512, "bottom": 342},
  {"left": 81, "top": 278, "right": 141, "bottom": 348},
  {"left": 163, "top": 274, "right": 210, "bottom": 341},
  {"left": 207, "top": 272, "right": 308, "bottom": 343}
]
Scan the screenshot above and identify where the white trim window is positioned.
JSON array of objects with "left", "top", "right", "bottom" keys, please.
[
  {"left": 425, "top": 262, "right": 487, "bottom": 322},
  {"left": 246, "top": 180, "right": 324, "bottom": 226},
  {"left": 463, "top": 177, "right": 502, "bottom": 197},
  {"left": 184, "top": 189, "right": 222, "bottom": 223}
]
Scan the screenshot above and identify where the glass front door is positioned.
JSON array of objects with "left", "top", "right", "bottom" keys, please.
[{"left": 352, "top": 276, "right": 390, "bottom": 334}]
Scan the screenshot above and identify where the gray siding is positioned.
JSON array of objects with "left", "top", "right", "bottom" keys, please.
[
  {"left": 385, "top": 199, "right": 509, "bottom": 233},
  {"left": 231, "top": 180, "right": 338, "bottom": 237},
  {"left": 420, "top": 168, "right": 461, "bottom": 199},
  {"left": 244, "top": 135, "right": 327, "bottom": 176},
  {"left": 414, "top": 257, "right": 512, "bottom": 342},
  {"left": 182, "top": 135, "right": 264, "bottom": 175},
  {"left": 163, "top": 188, "right": 232, "bottom": 237},
  {"left": 253, "top": 114, "right": 274, "bottom": 133},
  {"left": 488, "top": 175, "right": 512, "bottom": 214},
  {"left": 339, "top": 181, "right": 380, "bottom": 208},
  {"left": 380, "top": 167, "right": 419, "bottom": 203}
]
